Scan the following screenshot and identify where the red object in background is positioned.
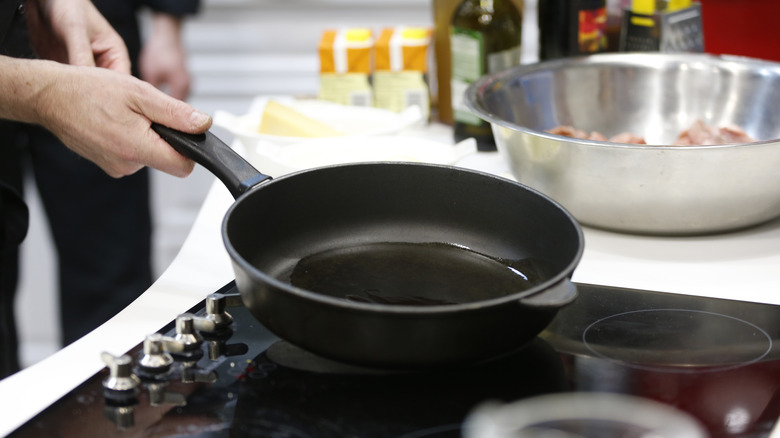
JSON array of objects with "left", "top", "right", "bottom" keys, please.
[
  {"left": 699, "top": 0, "right": 780, "bottom": 62},
  {"left": 636, "top": 361, "right": 780, "bottom": 436}
]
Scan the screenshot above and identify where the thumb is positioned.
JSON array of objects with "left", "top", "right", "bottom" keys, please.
[
  {"left": 133, "top": 84, "right": 212, "bottom": 176},
  {"left": 145, "top": 92, "right": 212, "bottom": 134}
]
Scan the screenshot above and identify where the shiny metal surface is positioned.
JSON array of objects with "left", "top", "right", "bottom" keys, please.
[
  {"left": 466, "top": 53, "right": 780, "bottom": 234},
  {"left": 100, "top": 353, "right": 140, "bottom": 392},
  {"left": 464, "top": 393, "right": 708, "bottom": 438},
  {"left": 138, "top": 334, "right": 175, "bottom": 371}
]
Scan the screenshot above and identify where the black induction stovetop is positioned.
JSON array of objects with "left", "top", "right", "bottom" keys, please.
[{"left": 9, "top": 282, "right": 780, "bottom": 438}]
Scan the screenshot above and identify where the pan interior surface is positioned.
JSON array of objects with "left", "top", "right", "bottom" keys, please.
[
  {"left": 224, "top": 163, "right": 582, "bottom": 307},
  {"left": 286, "top": 241, "right": 553, "bottom": 306}
]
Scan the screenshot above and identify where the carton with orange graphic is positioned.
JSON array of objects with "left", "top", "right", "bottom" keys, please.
[
  {"left": 373, "top": 27, "right": 432, "bottom": 123},
  {"left": 318, "top": 28, "right": 374, "bottom": 107}
]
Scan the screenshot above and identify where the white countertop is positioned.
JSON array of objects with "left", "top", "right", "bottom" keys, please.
[{"left": 1, "top": 123, "right": 779, "bottom": 436}]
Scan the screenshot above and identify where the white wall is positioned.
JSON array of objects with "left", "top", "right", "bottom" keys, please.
[{"left": 15, "top": 0, "right": 435, "bottom": 368}]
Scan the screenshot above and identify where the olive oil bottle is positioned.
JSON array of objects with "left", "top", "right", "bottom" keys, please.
[{"left": 450, "top": 0, "right": 522, "bottom": 151}]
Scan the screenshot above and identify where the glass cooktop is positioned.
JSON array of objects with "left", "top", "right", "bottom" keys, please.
[{"left": 8, "top": 282, "right": 780, "bottom": 437}]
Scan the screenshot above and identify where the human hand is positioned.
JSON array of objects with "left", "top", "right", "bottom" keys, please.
[
  {"left": 42, "top": 63, "right": 212, "bottom": 177},
  {"left": 140, "top": 13, "right": 191, "bottom": 100},
  {"left": 2, "top": 57, "right": 211, "bottom": 178},
  {"left": 25, "top": 0, "right": 131, "bottom": 73}
]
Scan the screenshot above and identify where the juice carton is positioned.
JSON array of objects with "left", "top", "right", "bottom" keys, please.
[
  {"left": 318, "top": 28, "right": 374, "bottom": 107},
  {"left": 374, "top": 27, "right": 433, "bottom": 123}
]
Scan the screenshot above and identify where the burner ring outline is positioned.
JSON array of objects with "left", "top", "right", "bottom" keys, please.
[{"left": 581, "top": 308, "right": 773, "bottom": 373}]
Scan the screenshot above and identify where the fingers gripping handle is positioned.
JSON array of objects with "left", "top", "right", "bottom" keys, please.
[{"left": 152, "top": 123, "right": 271, "bottom": 199}]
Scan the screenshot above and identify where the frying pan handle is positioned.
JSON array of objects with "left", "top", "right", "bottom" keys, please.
[
  {"left": 518, "top": 279, "right": 577, "bottom": 308},
  {"left": 152, "top": 123, "right": 272, "bottom": 199}
]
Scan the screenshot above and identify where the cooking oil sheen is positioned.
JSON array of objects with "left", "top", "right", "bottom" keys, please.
[{"left": 289, "top": 242, "right": 547, "bottom": 305}]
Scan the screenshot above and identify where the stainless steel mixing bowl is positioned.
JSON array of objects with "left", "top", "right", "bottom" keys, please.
[{"left": 466, "top": 53, "right": 780, "bottom": 235}]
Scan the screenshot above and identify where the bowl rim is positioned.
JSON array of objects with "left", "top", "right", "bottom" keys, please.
[{"left": 465, "top": 52, "right": 780, "bottom": 150}]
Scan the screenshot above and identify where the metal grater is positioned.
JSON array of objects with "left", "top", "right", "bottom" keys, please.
[{"left": 620, "top": 2, "right": 704, "bottom": 52}]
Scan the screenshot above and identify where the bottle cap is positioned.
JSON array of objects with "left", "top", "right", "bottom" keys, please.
[{"left": 632, "top": 0, "right": 655, "bottom": 14}]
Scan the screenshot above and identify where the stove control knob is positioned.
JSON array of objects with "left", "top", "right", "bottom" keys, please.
[
  {"left": 205, "top": 292, "right": 234, "bottom": 328},
  {"left": 193, "top": 293, "right": 234, "bottom": 333},
  {"left": 137, "top": 333, "right": 178, "bottom": 375},
  {"left": 175, "top": 313, "right": 204, "bottom": 350},
  {"left": 101, "top": 352, "right": 141, "bottom": 393},
  {"left": 171, "top": 313, "right": 205, "bottom": 362}
]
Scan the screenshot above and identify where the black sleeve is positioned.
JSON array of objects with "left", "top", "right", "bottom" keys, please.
[
  {"left": 142, "top": 0, "right": 202, "bottom": 16},
  {"left": 0, "top": 0, "right": 24, "bottom": 54},
  {"left": 0, "top": 1, "right": 18, "bottom": 44}
]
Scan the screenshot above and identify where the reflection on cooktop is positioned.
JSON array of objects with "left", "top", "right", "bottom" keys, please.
[
  {"left": 265, "top": 340, "right": 409, "bottom": 375},
  {"left": 233, "top": 337, "right": 566, "bottom": 438}
]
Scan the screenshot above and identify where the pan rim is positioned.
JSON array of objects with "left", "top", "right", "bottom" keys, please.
[{"left": 221, "top": 162, "right": 585, "bottom": 313}]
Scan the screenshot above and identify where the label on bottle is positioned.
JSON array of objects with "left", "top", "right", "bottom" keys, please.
[
  {"left": 487, "top": 46, "right": 522, "bottom": 74},
  {"left": 577, "top": 5, "right": 608, "bottom": 54},
  {"left": 450, "top": 26, "right": 484, "bottom": 126},
  {"left": 539, "top": 0, "right": 607, "bottom": 59}
]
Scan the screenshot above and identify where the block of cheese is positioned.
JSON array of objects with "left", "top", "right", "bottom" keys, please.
[{"left": 258, "top": 100, "right": 344, "bottom": 137}]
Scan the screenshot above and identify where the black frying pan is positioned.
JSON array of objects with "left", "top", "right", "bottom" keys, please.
[{"left": 153, "top": 124, "right": 584, "bottom": 369}]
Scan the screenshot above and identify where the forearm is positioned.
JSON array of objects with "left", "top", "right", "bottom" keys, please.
[
  {"left": 0, "top": 55, "right": 62, "bottom": 126},
  {"left": 150, "top": 12, "right": 183, "bottom": 42},
  {"left": 0, "top": 54, "right": 210, "bottom": 178}
]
